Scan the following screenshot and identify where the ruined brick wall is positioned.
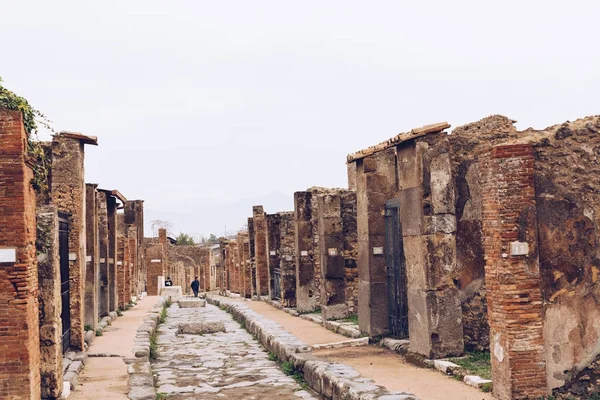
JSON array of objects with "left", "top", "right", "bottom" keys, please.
[
  {"left": 167, "top": 244, "right": 206, "bottom": 292},
  {"left": 145, "top": 239, "right": 164, "bottom": 296},
  {"left": 127, "top": 226, "right": 137, "bottom": 299},
  {"left": 107, "top": 196, "right": 118, "bottom": 311},
  {"left": 480, "top": 143, "right": 546, "bottom": 400},
  {"left": 117, "top": 234, "right": 127, "bottom": 309},
  {"left": 531, "top": 116, "right": 600, "bottom": 391},
  {"left": 247, "top": 217, "right": 256, "bottom": 296},
  {"left": 279, "top": 212, "right": 297, "bottom": 307},
  {"left": 0, "top": 109, "right": 41, "bottom": 398},
  {"left": 236, "top": 232, "right": 251, "bottom": 298},
  {"left": 253, "top": 206, "right": 269, "bottom": 296},
  {"left": 124, "top": 200, "right": 144, "bottom": 296},
  {"left": 97, "top": 192, "right": 110, "bottom": 317}
]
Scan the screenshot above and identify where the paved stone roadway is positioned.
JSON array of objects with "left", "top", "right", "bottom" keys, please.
[{"left": 152, "top": 302, "right": 319, "bottom": 399}]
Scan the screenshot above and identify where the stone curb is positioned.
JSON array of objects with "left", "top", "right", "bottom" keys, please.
[
  {"left": 207, "top": 295, "right": 417, "bottom": 400},
  {"left": 128, "top": 298, "right": 166, "bottom": 400},
  {"left": 259, "top": 296, "right": 363, "bottom": 339},
  {"left": 380, "top": 339, "right": 492, "bottom": 392}
]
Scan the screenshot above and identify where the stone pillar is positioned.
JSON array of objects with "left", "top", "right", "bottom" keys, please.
[
  {"left": 400, "top": 143, "right": 464, "bottom": 358},
  {"left": 279, "top": 212, "right": 297, "bottom": 308},
  {"left": 355, "top": 147, "right": 396, "bottom": 336},
  {"left": 481, "top": 144, "right": 546, "bottom": 400},
  {"left": 200, "top": 247, "right": 210, "bottom": 292},
  {"left": 84, "top": 184, "right": 99, "bottom": 329},
  {"left": 97, "top": 191, "right": 109, "bottom": 317},
  {"left": 266, "top": 213, "right": 281, "bottom": 301},
  {"left": 318, "top": 193, "right": 353, "bottom": 320},
  {"left": 127, "top": 226, "right": 137, "bottom": 299},
  {"left": 347, "top": 161, "right": 357, "bottom": 190},
  {"left": 125, "top": 200, "right": 144, "bottom": 296},
  {"left": 117, "top": 234, "right": 127, "bottom": 309},
  {"left": 37, "top": 206, "right": 63, "bottom": 398},
  {"left": 253, "top": 206, "right": 269, "bottom": 297},
  {"left": 241, "top": 236, "right": 252, "bottom": 298},
  {"left": 294, "top": 191, "right": 319, "bottom": 312},
  {"left": 0, "top": 108, "right": 41, "bottom": 398},
  {"left": 107, "top": 195, "right": 118, "bottom": 311},
  {"left": 247, "top": 217, "right": 256, "bottom": 296},
  {"left": 51, "top": 132, "right": 97, "bottom": 350}
]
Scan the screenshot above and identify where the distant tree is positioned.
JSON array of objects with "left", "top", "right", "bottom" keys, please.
[
  {"left": 151, "top": 220, "right": 173, "bottom": 237},
  {"left": 207, "top": 233, "right": 218, "bottom": 243},
  {"left": 175, "top": 232, "right": 195, "bottom": 245}
]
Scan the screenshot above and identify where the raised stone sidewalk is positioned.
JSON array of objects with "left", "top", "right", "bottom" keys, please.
[{"left": 207, "top": 295, "right": 417, "bottom": 400}]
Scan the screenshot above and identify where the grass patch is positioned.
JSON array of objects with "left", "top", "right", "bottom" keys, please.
[
  {"left": 95, "top": 329, "right": 103, "bottom": 337},
  {"left": 298, "top": 307, "right": 321, "bottom": 315},
  {"left": 281, "top": 361, "right": 309, "bottom": 391},
  {"left": 155, "top": 392, "right": 167, "bottom": 400},
  {"left": 338, "top": 314, "right": 358, "bottom": 324},
  {"left": 268, "top": 352, "right": 277, "bottom": 362},
  {"left": 450, "top": 351, "right": 492, "bottom": 380},
  {"left": 149, "top": 331, "right": 158, "bottom": 360},
  {"left": 481, "top": 382, "right": 493, "bottom": 393},
  {"left": 84, "top": 324, "right": 93, "bottom": 332},
  {"left": 116, "top": 309, "right": 123, "bottom": 317}
]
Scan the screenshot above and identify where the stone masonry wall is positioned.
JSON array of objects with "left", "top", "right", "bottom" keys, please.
[
  {"left": 0, "top": 108, "right": 41, "bottom": 398},
  {"left": 84, "top": 184, "right": 99, "bottom": 329},
  {"left": 279, "top": 212, "right": 297, "bottom": 308},
  {"left": 97, "top": 191, "right": 110, "bottom": 317},
  {"left": 266, "top": 213, "right": 282, "bottom": 300},
  {"left": 253, "top": 206, "right": 269, "bottom": 297},
  {"left": 341, "top": 191, "right": 359, "bottom": 315},
  {"left": 37, "top": 206, "right": 63, "bottom": 399}
]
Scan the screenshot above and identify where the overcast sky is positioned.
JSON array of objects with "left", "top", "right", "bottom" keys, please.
[{"left": 2, "top": 1, "right": 599, "bottom": 239}]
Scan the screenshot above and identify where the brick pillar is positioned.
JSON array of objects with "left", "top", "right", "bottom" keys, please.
[
  {"left": 279, "top": 212, "right": 297, "bottom": 308},
  {"left": 123, "top": 234, "right": 132, "bottom": 303},
  {"left": 247, "top": 217, "right": 257, "bottom": 296},
  {"left": 97, "top": 191, "right": 110, "bottom": 317},
  {"left": 294, "top": 191, "right": 320, "bottom": 312},
  {"left": 107, "top": 196, "right": 117, "bottom": 311},
  {"left": 52, "top": 132, "right": 96, "bottom": 351},
  {"left": 355, "top": 147, "right": 396, "bottom": 336},
  {"left": 241, "top": 236, "right": 252, "bottom": 298},
  {"left": 481, "top": 144, "right": 546, "bottom": 400},
  {"left": 125, "top": 200, "right": 144, "bottom": 296},
  {"left": 347, "top": 161, "right": 357, "bottom": 190},
  {"left": 0, "top": 108, "right": 41, "bottom": 398},
  {"left": 84, "top": 184, "right": 99, "bottom": 329},
  {"left": 266, "top": 214, "right": 281, "bottom": 301},
  {"left": 37, "top": 206, "right": 63, "bottom": 398},
  {"left": 117, "top": 235, "right": 126, "bottom": 309},
  {"left": 318, "top": 193, "right": 350, "bottom": 320},
  {"left": 253, "top": 206, "right": 269, "bottom": 297}
]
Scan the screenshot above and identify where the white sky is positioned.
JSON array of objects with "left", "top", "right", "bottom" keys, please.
[{"left": 2, "top": 1, "right": 599, "bottom": 238}]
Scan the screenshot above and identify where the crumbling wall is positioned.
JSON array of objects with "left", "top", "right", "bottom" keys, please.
[
  {"left": 279, "top": 212, "right": 296, "bottom": 307},
  {"left": 253, "top": 206, "right": 269, "bottom": 296},
  {"left": 266, "top": 213, "right": 282, "bottom": 300},
  {"left": 341, "top": 191, "right": 359, "bottom": 315},
  {"left": 531, "top": 116, "right": 600, "bottom": 391}
]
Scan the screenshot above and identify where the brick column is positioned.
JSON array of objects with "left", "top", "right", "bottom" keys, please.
[
  {"left": 355, "top": 147, "right": 396, "bottom": 336},
  {"left": 253, "top": 206, "right": 269, "bottom": 297},
  {"left": 0, "top": 108, "right": 41, "bottom": 398},
  {"left": 481, "top": 144, "right": 547, "bottom": 400},
  {"left": 247, "top": 217, "right": 256, "bottom": 296},
  {"left": 52, "top": 132, "right": 97, "bottom": 351},
  {"left": 266, "top": 213, "right": 281, "bottom": 301},
  {"left": 125, "top": 200, "right": 144, "bottom": 296},
  {"left": 84, "top": 184, "right": 99, "bottom": 329},
  {"left": 107, "top": 196, "right": 117, "bottom": 311},
  {"left": 117, "top": 234, "right": 126, "bottom": 309},
  {"left": 127, "top": 226, "right": 137, "bottom": 298}
]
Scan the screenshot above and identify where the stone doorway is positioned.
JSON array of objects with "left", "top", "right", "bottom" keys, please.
[
  {"left": 384, "top": 199, "right": 409, "bottom": 339},
  {"left": 58, "top": 212, "right": 71, "bottom": 354}
]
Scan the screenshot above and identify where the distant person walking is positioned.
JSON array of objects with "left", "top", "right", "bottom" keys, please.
[
  {"left": 191, "top": 276, "right": 200, "bottom": 297},
  {"left": 165, "top": 276, "right": 173, "bottom": 287}
]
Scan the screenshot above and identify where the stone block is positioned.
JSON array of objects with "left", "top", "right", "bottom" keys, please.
[
  {"left": 67, "top": 360, "right": 83, "bottom": 374},
  {"left": 464, "top": 375, "right": 492, "bottom": 388},
  {"left": 399, "top": 187, "right": 423, "bottom": 236},
  {"left": 84, "top": 330, "right": 95, "bottom": 345},
  {"left": 63, "top": 371, "right": 78, "bottom": 389},
  {"left": 177, "top": 321, "right": 226, "bottom": 335},
  {"left": 109, "top": 311, "right": 118, "bottom": 320},
  {"left": 178, "top": 298, "right": 206, "bottom": 308},
  {"left": 58, "top": 382, "right": 71, "bottom": 400},
  {"left": 430, "top": 152, "right": 455, "bottom": 214},
  {"left": 128, "top": 362, "right": 151, "bottom": 375},
  {"left": 433, "top": 360, "right": 460, "bottom": 373},
  {"left": 160, "top": 286, "right": 183, "bottom": 302}
]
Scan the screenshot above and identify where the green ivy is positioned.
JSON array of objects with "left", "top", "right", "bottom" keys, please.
[{"left": 0, "top": 77, "right": 52, "bottom": 193}]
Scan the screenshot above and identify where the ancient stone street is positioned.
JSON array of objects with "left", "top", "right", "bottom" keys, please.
[{"left": 152, "top": 301, "right": 318, "bottom": 399}]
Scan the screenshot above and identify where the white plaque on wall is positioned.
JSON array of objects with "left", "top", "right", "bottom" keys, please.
[
  {"left": 86, "top": 255, "right": 92, "bottom": 262},
  {"left": 328, "top": 248, "right": 338, "bottom": 256},
  {"left": 270, "top": 251, "right": 276, "bottom": 256},
  {"left": 372, "top": 247, "right": 384, "bottom": 255},
  {"left": 300, "top": 250, "right": 308, "bottom": 256},
  {"left": 285, "top": 255, "right": 293, "bottom": 261},
  {"left": 108, "top": 258, "right": 114, "bottom": 264},
  {"left": 151, "top": 259, "right": 161, "bottom": 263},
  {"left": 69, "top": 253, "right": 78, "bottom": 261},
  {"left": 117, "top": 261, "right": 123, "bottom": 266},
  {"left": 511, "top": 241, "right": 529, "bottom": 256},
  {"left": 0, "top": 248, "right": 17, "bottom": 263}
]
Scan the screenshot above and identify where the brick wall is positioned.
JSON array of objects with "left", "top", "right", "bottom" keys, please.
[
  {"left": 481, "top": 144, "right": 546, "bottom": 400},
  {"left": 0, "top": 108, "right": 41, "bottom": 398},
  {"left": 253, "top": 206, "right": 269, "bottom": 296}
]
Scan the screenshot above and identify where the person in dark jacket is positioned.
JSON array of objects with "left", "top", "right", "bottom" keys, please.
[
  {"left": 165, "top": 277, "right": 173, "bottom": 287},
  {"left": 191, "top": 276, "right": 200, "bottom": 297}
]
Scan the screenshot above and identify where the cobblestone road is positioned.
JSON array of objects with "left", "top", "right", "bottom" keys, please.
[{"left": 152, "top": 302, "right": 318, "bottom": 399}]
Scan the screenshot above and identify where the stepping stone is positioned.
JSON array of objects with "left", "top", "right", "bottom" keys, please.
[
  {"left": 179, "top": 298, "right": 206, "bottom": 308},
  {"left": 177, "top": 321, "right": 226, "bottom": 335},
  {"left": 464, "top": 375, "right": 492, "bottom": 388}
]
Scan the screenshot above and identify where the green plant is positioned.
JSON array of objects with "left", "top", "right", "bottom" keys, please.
[
  {"left": 95, "top": 329, "right": 103, "bottom": 337},
  {"left": 155, "top": 392, "right": 167, "bottom": 400},
  {"left": 282, "top": 361, "right": 295, "bottom": 375},
  {"left": 84, "top": 324, "right": 93, "bottom": 332},
  {"left": 0, "top": 78, "right": 53, "bottom": 194},
  {"left": 449, "top": 351, "right": 492, "bottom": 380},
  {"left": 481, "top": 382, "right": 493, "bottom": 393},
  {"left": 116, "top": 309, "right": 123, "bottom": 317},
  {"left": 268, "top": 352, "right": 278, "bottom": 362},
  {"left": 340, "top": 314, "right": 359, "bottom": 324},
  {"left": 149, "top": 331, "right": 158, "bottom": 360}
]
